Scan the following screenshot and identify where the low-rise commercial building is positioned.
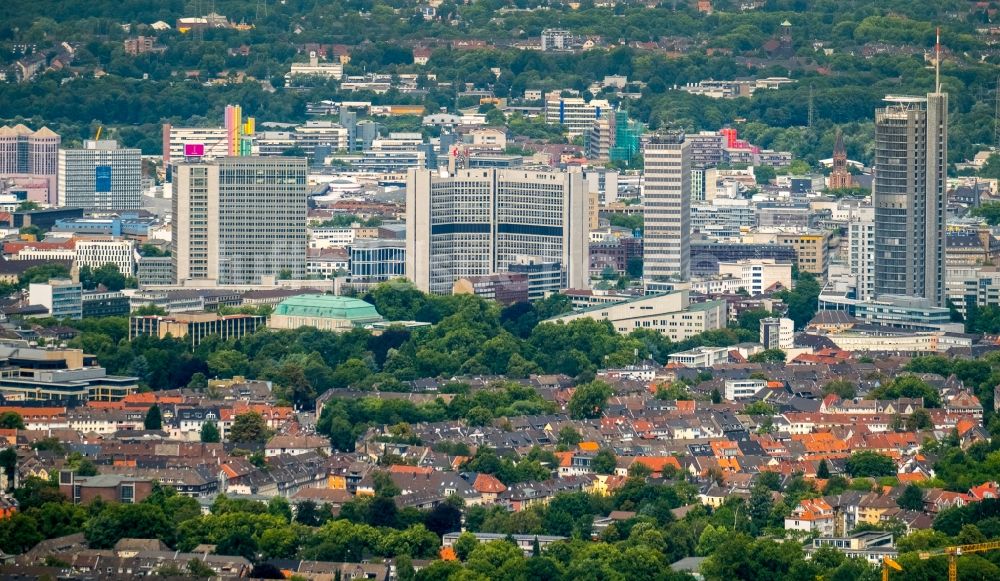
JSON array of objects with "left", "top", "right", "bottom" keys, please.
[
  {"left": 667, "top": 346, "right": 730, "bottom": 368},
  {"left": 717, "top": 259, "right": 792, "bottom": 296},
  {"left": 544, "top": 290, "right": 725, "bottom": 341},
  {"left": 129, "top": 313, "right": 266, "bottom": 347},
  {"left": 0, "top": 342, "right": 138, "bottom": 402},
  {"left": 29, "top": 279, "right": 82, "bottom": 319}
]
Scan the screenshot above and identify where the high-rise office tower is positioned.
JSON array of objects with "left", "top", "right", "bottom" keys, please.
[
  {"left": 643, "top": 130, "right": 691, "bottom": 282},
  {"left": 58, "top": 140, "right": 141, "bottom": 210},
  {"left": 406, "top": 168, "right": 588, "bottom": 295},
  {"left": 172, "top": 157, "right": 307, "bottom": 285},
  {"left": 873, "top": 91, "right": 948, "bottom": 306},
  {"left": 0, "top": 124, "right": 60, "bottom": 204}
]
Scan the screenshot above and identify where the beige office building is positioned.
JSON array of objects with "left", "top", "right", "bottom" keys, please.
[
  {"left": 406, "top": 168, "right": 588, "bottom": 295},
  {"left": 172, "top": 157, "right": 308, "bottom": 285}
]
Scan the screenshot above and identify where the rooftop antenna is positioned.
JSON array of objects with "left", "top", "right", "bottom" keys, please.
[{"left": 935, "top": 26, "right": 941, "bottom": 94}]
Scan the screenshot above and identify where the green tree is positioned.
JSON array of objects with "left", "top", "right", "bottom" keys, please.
[
  {"left": 200, "top": 421, "right": 220, "bottom": 443},
  {"left": 591, "top": 448, "right": 617, "bottom": 475},
  {"left": 822, "top": 380, "right": 856, "bottom": 399},
  {"left": 845, "top": 451, "right": 896, "bottom": 478},
  {"left": 905, "top": 409, "right": 933, "bottom": 432},
  {"left": 144, "top": 404, "right": 162, "bottom": 430},
  {"left": 871, "top": 375, "right": 941, "bottom": 407},
  {"left": 229, "top": 412, "right": 270, "bottom": 444},
  {"left": 0, "top": 412, "right": 24, "bottom": 430},
  {"left": 817, "top": 459, "right": 831, "bottom": 479},
  {"left": 186, "top": 558, "right": 216, "bottom": 578},
  {"left": 568, "top": 380, "right": 613, "bottom": 419},
  {"left": 775, "top": 272, "right": 821, "bottom": 329},
  {"left": 897, "top": 484, "right": 925, "bottom": 511},
  {"left": 0, "top": 448, "right": 17, "bottom": 491},
  {"left": 748, "top": 483, "right": 774, "bottom": 534},
  {"left": 85, "top": 503, "right": 174, "bottom": 548},
  {"left": 557, "top": 426, "right": 582, "bottom": 449}
]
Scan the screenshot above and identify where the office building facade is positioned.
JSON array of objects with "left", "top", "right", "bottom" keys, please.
[
  {"left": 350, "top": 239, "right": 405, "bottom": 282},
  {"left": 76, "top": 238, "right": 135, "bottom": 278},
  {"left": 406, "top": 168, "right": 588, "bottom": 295},
  {"left": 849, "top": 211, "right": 876, "bottom": 301},
  {"left": 172, "top": 157, "right": 308, "bottom": 285},
  {"left": 760, "top": 317, "right": 794, "bottom": 350},
  {"left": 643, "top": 131, "right": 691, "bottom": 282},
  {"left": 58, "top": 140, "right": 141, "bottom": 210},
  {"left": 29, "top": 279, "right": 83, "bottom": 319},
  {"left": 873, "top": 93, "right": 948, "bottom": 306},
  {"left": 0, "top": 124, "right": 60, "bottom": 204}
]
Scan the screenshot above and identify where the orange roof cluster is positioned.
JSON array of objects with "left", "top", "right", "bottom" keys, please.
[
  {"left": 632, "top": 456, "right": 682, "bottom": 474},
  {"left": 0, "top": 406, "right": 66, "bottom": 419},
  {"left": 388, "top": 465, "right": 433, "bottom": 476},
  {"left": 473, "top": 473, "right": 507, "bottom": 494},
  {"left": 793, "top": 498, "right": 833, "bottom": 520}
]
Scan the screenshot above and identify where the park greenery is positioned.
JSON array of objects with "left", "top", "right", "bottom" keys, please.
[{"left": 38, "top": 280, "right": 771, "bottom": 411}]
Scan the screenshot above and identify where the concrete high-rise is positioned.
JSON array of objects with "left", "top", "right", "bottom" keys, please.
[
  {"left": 406, "top": 168, "right": 588, "bottom": 295},
  {"left": 643, "top": 130, "right": 691, "bottom": 282},
  {"left": 848, "top": 207, "right": 876, "bottom": 301},
  {"left": 58, "top": 140, "right": 141, "bottom": 210},
  {"left": 172, "top": 157, "right": 308, "bottom": 285},
  {"left": 873, "top": 92, "right": 948, "bottom": 306},
  {"left": 0, "top": 124, "right": 60, "bottom": 204}
]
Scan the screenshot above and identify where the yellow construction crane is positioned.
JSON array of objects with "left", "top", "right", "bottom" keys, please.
[
  {"left": 94, "top": 126, "right": 103, "bottom": 141},
  {"left": 919, "top": 539, "right": 1000, "bottom": 581},
  {"left": 881, "top": 556, "right": 902, "bottom": 581}
]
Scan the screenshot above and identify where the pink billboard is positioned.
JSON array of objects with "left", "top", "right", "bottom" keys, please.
[{"left": 184, "top": 143, "right": 205, "bottom": 157}]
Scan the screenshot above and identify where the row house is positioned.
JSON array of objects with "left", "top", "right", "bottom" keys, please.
[
  {"left": 67, "top": 408, "right": 144, "bottom": 434},
  {"left": 820, "top": 396, "right": 923, "bottom": 416},
  {"left": 501, "top": 475, "right": 594, "bottom": 512}
]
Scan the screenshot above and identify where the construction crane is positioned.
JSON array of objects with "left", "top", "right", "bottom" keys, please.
[
  {"left": 94, "top": 126, "right": 103, "bottom": 141},
  {"left": 919, "top": 540, "right": 1000, "bottom": 581},
  {"left": 881, "top": 556, "right": 902, "bottom": 581}
]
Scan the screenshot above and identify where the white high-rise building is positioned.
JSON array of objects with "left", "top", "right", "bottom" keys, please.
[
  {"left": 643, "top": 131, "right": 691, "bottom": 282},
  {"left": 848, "top": 207, "right": 876, "bottom": 301},
  {"left": 172, "top": 157, "right": 308, "bottom": 285},
  {"left": 58, "top": 140, "right": 142, "bottom": 210},
  {"left": 406, "top": 168, "right": 588, "bottom": 295},
  {"left": 873, "top": 91, "right": 948, "bottom": 306}
]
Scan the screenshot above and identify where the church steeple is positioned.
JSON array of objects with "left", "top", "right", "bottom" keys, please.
[
  {"left": 829, "top": 129, "right": 853, "bottom": 190},
  {"left": 833, "top": 129, "right": 846, "bottom": 161}
]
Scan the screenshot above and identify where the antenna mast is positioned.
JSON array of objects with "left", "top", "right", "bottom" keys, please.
[
  {"left": 935, "top": 27, "right": 941, "bottom": 93},
  {"left": 807, "top": 85, "right": 814, "bottom": 129}
]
